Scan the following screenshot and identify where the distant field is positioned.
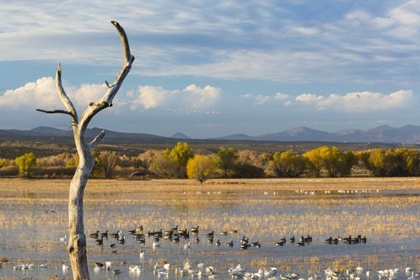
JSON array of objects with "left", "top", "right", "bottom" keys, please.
[{"left": 1, "top": 177, "right": 419, "bottom": 200}]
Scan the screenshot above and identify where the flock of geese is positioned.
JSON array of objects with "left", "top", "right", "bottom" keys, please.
[
  {"left": 82, "top": 224, "right": 368, "bottom": 253},
  {"left": 9, "top": 260, "right": 419, "bottom": 280},
  {"left": 7, "top": 225, "right": 404, "bottom": 279}
]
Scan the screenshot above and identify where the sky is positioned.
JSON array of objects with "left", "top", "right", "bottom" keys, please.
[{"left": 1, "top": 0, "right": 420, "bottom": 139}]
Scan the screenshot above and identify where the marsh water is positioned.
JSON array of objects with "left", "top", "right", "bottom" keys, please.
[{"left": 0, "top": 178, "right": 420, "bottom": 279}]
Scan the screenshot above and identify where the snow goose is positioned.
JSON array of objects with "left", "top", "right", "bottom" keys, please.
[
  {"left": 59, "top": 234, "right": 67, "bottom": 243},
  {"left": 129, "top": 265, "right": 141, "bottom": 273},
  {"left": 62, "top": 264, "right": 69, "bottom": 271},
  {"left": 38, "top": 263, "right": 48, "bottom": 268},
  {"left": 183, "top": 242, "right": 191, "bottom": 250},
  {"left": 407, "top": 272, "right": 415, "bottom": 280}
]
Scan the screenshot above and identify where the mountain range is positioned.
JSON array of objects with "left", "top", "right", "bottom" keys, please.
[{"left": 1, "top": 124, "right": 420, "bottom": 144}]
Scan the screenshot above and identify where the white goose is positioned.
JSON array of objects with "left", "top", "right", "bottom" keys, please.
[
  {"left": 62, "top": 264, "right": 69, "bottom": 271},
  {"left": 59, "top": 234, "right": 67, "bottom": 243},
  {"left": 183, "top": 242, "right": 191, "bottom": 250},
  {"left": 129, "top": 265, "right": 141, "bottom": 273},
  {"left": 38, "top": 263, "right": 48, "bottom": 268},
  {"left": 152, "top": 240, "right": 161, "bottom": 249}
]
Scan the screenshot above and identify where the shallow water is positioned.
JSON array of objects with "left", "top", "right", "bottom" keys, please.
[{"left": 0, "top": 180, "right": 420, "bottom": 279}]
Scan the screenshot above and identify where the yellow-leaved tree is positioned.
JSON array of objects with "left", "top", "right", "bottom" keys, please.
[
  {"left": 187, "top": 154, "right": 217, "bottom": 183},
  {"left": 15, "top": 152, "right": 37, "bottom": 178}
]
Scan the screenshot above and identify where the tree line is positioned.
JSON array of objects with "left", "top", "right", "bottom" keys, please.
[{"left": 2, "top": 142, "right": 420, "bottom": 181}]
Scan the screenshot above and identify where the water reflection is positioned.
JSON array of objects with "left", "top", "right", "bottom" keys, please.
[{"left": 1, "top": 186, "right": 420, "bottom": 279}]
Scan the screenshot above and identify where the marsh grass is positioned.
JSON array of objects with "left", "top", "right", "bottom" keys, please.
[{"left": 0, "top": 177, "right": 420, "bottom": 277}]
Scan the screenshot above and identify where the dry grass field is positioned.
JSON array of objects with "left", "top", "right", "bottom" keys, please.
[{"left": 0, "top": 177, "right": 420, "bottom": 279}]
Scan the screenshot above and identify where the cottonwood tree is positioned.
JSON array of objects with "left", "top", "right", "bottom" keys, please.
[{"left": 36, "top": 21, "right": 134, "bottom": 280}]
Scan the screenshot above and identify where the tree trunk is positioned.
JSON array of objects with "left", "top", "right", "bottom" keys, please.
[{"left": 37, "top": 21, "right": 134, "bottom": 279}]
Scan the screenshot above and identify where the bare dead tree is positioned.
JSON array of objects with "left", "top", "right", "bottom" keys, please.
[{"left": 36, "top": 21, "right": 134, "bottom": 279}]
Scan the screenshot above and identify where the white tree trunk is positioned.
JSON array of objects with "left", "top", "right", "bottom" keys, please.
[{"left": 37, "top": 21, "right": 134, "bottom": 280}]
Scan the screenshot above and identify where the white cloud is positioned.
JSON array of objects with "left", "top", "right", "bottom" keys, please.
[
  {"left": 295, "top": 90, "right": 412, "bottom": 112},
  {"left": 241, "top": 92, "right": 290, "bottom": 106},
  {"left": 132, "top": 84, "right": 221, "bottom": 110},
  {"left": 0, "top": 77, "right": 59, "bottom": 109},
  {"left": 274, "top": 92, "right": 289, "bottom": 100},
  {"left": 0, "top": 77, "right": 109, "bottom": 112}
]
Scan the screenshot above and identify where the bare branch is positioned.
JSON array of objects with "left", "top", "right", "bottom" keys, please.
[
  {"left": 79, "top": 21, "right": 135, "bottom": 131},
  {"left": 111, "top": 21, "right": 133, "bottom": 65},
  {"left": 88, "top": 130, "right": 105, "bottom": 149},
  {"left": 36, "top": 108, "right": 75, "bottom": 117},
  {"left": 105, "top": 80, "right": 112, "bottom": 89},
  {"left": 56, "top": 64, "right": 78, "bottom": 124}
]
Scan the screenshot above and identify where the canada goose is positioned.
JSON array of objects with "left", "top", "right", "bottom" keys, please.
[
  {"left": 296, "top": 241, "right": 305, "bottom": 246},
  {"left": 89, "top": 230, "right": 100, "bottom": 239},
  {"left": 100, "top": 230, "right": 108, "bottom": 238},
  {"left": 220, "top": 231, "right": 227, "bottom": 236},
  {"left": 276, "top": 240, "right": 285, "bottom": 246},
  {"left": 227, "top": 240, "right": 234, "bottom": 247},
  {"left": 136, "top": 225, "right": 143, "bottom": 234},
  {"left": 94, "top": 262, "right": 105, "bottom": 271},
  {"left": 290, "top": 236, "right": 295, "bottom": 243},
  {"left": 178, "top": 228, "right": 188, "bottom": 235},
  {"left": 110, "top": 243, "right": 116, "bottom": 248},
  {"left": 110, "top": 231, "right": 121, "bottom": 239},
  {"left": 191, "top": 226, "right": 199, "bottom": 233},
  {"left": 139, "top": 250, "right": 145, "bottom": 258},
  {"left": 95, "top": 236, "right": 104, "bottom": 246},
  {"left": 215, "top": 239, "right": 221, "bottom": 246},
  {"left": 206, "top": 231, "right": 214, "bottom": 237},
  {"left": 113, "top": 269, "right": 122, "bottom": 274}
]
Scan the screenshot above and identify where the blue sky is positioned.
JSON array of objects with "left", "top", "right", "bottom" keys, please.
[{"left": 1, "top": 0, "right": 420, "bottom": 138}]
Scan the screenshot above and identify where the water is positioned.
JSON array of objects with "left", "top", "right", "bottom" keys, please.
[{"left": 0, "top": 185, "right": 419, "bottom": 279}]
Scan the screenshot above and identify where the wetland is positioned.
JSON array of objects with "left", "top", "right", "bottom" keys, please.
[{"left": 0, "top": 177, "right": 419, "bottom": 279}]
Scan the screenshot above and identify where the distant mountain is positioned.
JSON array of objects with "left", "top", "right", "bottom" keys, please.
[
  {"left": 2, "top": 124, "right": 420, "bottom": 144},
  {"left": 0, "top": 126, "right": 167, "bottom": 140},
  {"left": 212, "top": 125, "right": 420, "bottom": 144},
  {"left": 171, "top": 133, "right": 191, "bottom": 139},
  {"left": 215, "top": 133, "right": 255, "bottom": 141}
]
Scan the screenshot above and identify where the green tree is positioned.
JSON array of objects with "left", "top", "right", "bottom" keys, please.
[
  {"left": 186, "top": 155, "right": 217, "bottom": 183},
  {"left": 149, "top": 149, "right": 179, "bottom": 178},
  {"left": 337, "top": 151, "right": 358, "bottom": 177},
  {"left": 267, "top": 151, "right": 307, "bottom": 178},
  {"left": 15, "top": 152, "right": 37, "bottom": 178},
  {"left": 232, "top": 163, "right": 265, "bottom": 178},
  {"left": 404, "top": 149, "right": 420, "bottom": 176},
  {"left": 322, "top": 146, "right": 342, "bottom": 177},
  {"left": 360, "top": 149, "right": 385, "bottom": 176},
  {"left": 211, "top": 146, "right": 238, "bottom": 177}
]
